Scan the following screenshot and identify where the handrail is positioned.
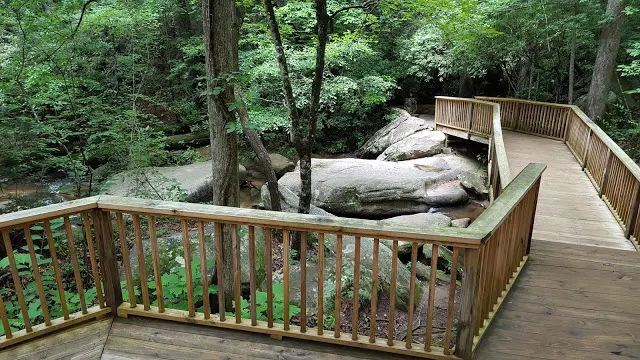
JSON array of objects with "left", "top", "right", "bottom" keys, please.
[{"left": 434, "top": 96, "right": 511, "bottom": 199}]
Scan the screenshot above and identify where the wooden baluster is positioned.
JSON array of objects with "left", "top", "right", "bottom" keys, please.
[
  {"left": 300, "top": 231, "right": 307, "bottom": 333},
  {"left": 454, "top": 248, "right": 481, "bottom": 359},
  {"left": 369, "top": 238, "right": 380, "bottom": 343},
  {"left": 24, "top": 225, "right": 51, "bottom": 325},
  {"left": 625, "top": 181, "right": 640, "bottom": 238},
  {"left": 132, "top": 214, "right": 149, "bottom": 311},
  {"left": 64, "top": 217, "right": 87, "bottom": 314},
  {"left": 424, "top": 244, "right": 439, "bottom": 351},
  {"left": 0, "top": 298, "right": 11, "bottom": 338},
  {"left": 351, "top": 236, "right": 361, "bottom": 341},
  {"left": 582, "top": 129, "right": 592, "bottom": 169},
  {"left": 334, "top": 234, "right": 342, "bottom": 338},
  {"left": 181, "top": 219, "right": 195, "bottom": 317},
  {"left": 265, "top": 228, "right": 273, "bottom": 328},
  {"left": 443, "top": 247, "right": 460, "bottom": 354},
  {"left": 2, "top": 230, "right": 32, "bottom": 331},
  {"left": 148, "top": 216, "right": 164, "bottom": 313},
  {"left": 600, "top": 149, "right": 614, "bottom": 197},
  {"left": 317, "top": 233, "right": 324, "bottom": 335},
  {"left": 93, "top": 210, "right": 123, "bottom": 315},
  {"left": 198, "top": 221, "right": 210, "bottom": 319},
  {"left": 116, "top": 213, "right": 136, "bottom": 308},
  {"left": 44, "top": 220, "right": 69, "bottom": 319},
  {"left": 248, "top": 226, "right": 256, "bottom": 325},
  {"left": 405, "top": 242, "right": 418, "bottom": 349},
  {"left": 81, "top": 214, "right": 104, "bottom": 308},
  {"left": 232, "top": 224, "right": 241, "bottom": 324},
  {"left": 214, "top": 222, "right": 226, "bottom": 321},
  {"left": 387, "top": 241, "right": 398, "bottom": 346},
  {"left": 283, "top": 229, "right": 290, "bottom": 330}
]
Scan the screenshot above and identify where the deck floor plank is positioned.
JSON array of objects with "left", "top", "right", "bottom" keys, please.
[{"left": 475, "top": 131, "right": 640, "bottom": 359}]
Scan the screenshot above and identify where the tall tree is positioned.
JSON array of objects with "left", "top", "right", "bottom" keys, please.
[
  {"left": 262, "top": 0, "right": 329, "bottom": 247},
  {"left": 586, "top": 0, "right": 628, "bottom": 119},
  {"left": 202, "top": 0, "right": 239, "bottom": 311}
]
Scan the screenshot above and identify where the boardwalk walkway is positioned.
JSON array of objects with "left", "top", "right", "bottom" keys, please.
[
  {"left": 474, "top": 131, "right": 640, "bottom": 359},
  {"left": 2, "top": 131, "right": 639, "bottom": 360}
]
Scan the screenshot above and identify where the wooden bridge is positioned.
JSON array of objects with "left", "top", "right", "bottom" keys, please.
[{"left": 0, "top": 97, "right": 639, "bottom": 359}]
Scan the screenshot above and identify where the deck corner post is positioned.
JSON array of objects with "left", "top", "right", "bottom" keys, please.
[
  {"left": 93, "top": 209, "right": 123, "bottom": 315},
  {"left": 454, "top": 247, "right": 481, "bottom": 360}
]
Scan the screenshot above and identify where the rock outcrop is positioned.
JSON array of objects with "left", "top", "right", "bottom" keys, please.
[
  {"left": 376, "top": 130, "right": 446, "bottom": 161},
  {"left": 357, "top": 108, "right": 431, "bottom": 158}
]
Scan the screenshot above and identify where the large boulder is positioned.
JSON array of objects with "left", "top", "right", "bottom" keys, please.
[
  {"left": 458, "top": 171, "right": 488, "bottom": 196},
  {"left": 278, "top": 154, "right": 480, "bottom": 218},
  {"left": 357, "top": 108, "right": 431, "bottom": 158},
  {"left": 380, "top": 213, "right": 451, "bottom": 254},
  {"left": 264, "top": 189, "right": 422, "bottom": 312},
  {"left": 101, "top": 161, "right": 246, "bottom": 202},
  {"left": 268, "top": 153, "right": 295, "bottom": 178},
  {"left": 376, "top": 130, "right": 446, "bottom": 161}
]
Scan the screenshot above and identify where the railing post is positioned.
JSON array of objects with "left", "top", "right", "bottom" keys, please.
[
  {"left": 562, "top": 109, "right": 571, "bottom": 143},
  {"left": 625, "top": 181, "right": 640, "bottom": 238},
  {"left": 455, "top": 247, "right": 481, "bottom": 360},
  {"left": 467, "top": 102, "right": 474, "bottom": 136},
  {"left": 526, "top": 179, "right": 542, "bottom": 255},
  {"left": 599, "top": 149, "right": 614, "bottom": 197},
  {"left": 93, "top": 209, "right": 123, "bottom": 315}
]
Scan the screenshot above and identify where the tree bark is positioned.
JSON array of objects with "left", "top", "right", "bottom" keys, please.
[
  {"left": 202, "top": 0, "right": 239, "bottom": 311},
  {"left": 235, "top": 88, "right": 282, "bottom": 211},
  {"left": 568, "top": 26, "right": 576, "bottom": 104},
  {"left": 586, "top": 0, "right": 627, "bottom": 119}
]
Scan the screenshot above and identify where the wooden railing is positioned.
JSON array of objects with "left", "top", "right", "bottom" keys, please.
[
  {"left": 435, "top": 97, "right": 511, "bottom": 200},
  {"left": 0, "top": 161, "right": 545, "bottom": 359},
  {"left": 476, "top": 96, "right": 640, "bottom": 250}
]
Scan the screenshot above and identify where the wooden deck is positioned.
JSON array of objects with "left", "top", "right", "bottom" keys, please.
[
  {"left": 474, "top": 131, "right": 640, "bottom": 359},
  {"left": 1, "top": 130, "right": 639, "bottom": 359}
]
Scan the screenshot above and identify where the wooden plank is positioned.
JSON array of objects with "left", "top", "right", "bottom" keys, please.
[
  {"left": 233, "top": 224, "right": 241, "bottom": 324},
  {"left": 283, "top": 229, "right": 290, "bottom": 331},
  {"left": 369, "top": 238, "right": 380, "bottom": 344},
  {"left": 82, "top": 213, "right": 104, "bottom": 308},
  {"left": 387, "top": 241, "right": 398, "bottom": 346},
  {"left": 317, "top": 232, "right": 324, "bottom": 336},
  {"left": 115, "top": 213, "right": 136, "bottom": 308},
  {"left": 406, "top": 242, "right": 418, "bottom": 349},
  {"left": 132, "top": 214, "right": 149, "bottom": 311},
  {"left": 334, "top": 234, "right": 342, "bottom": 338},
  {"left": 0, "top": 299, "right": 11, "bottom": 339},
  {"left": 248, "top": 225, "right": 256, "bottom": 325},
  {"left": 181, "top": 219, "right": 195, "bottom": 317},
  {"left": 424, "top": 244, "right": 438, "bottom": 351},
  {"left": 148, "top": 215, "right": 164, "bottom": 313},
  {"left": 24, "top": 225, "right": 51, "bottom": 325},
  {"left": 198, "top": 221, "right": 210, "bottom": 320},
  {"left": 300, "top": 231, "right": 307, "bottom": 333},
  {"left": 95, "top": 210, "right": 123, "bottom": 315},
  {"left": 214, "top": 222, "right": 226, "bottom": 322},
  {"left": 1, "top": 230, "right": 32, "bottom": 332},
  {"left": 0, "top": 306, "right": 110, "bottom": 349},
  {"left": 265, "top": 228, "right": 273, "bottom": 328},
  {"left": 443, "top": 247, "right": 459, "bottom": 354},
  {"left": 64, "top": 216, "right": 88, "bottom": 314},
  {"left": 116, "top": 305, "right": 460, "bottom": 360},
  {"left": 0, "top": 196, "right": 99, "bottom": 229},
  {"left": 454, "top": 248, "right": 480, "bottom": 359},
  {"left": 43, "top": 220, "right": 69, "bottom": 320},
  {"left": 97, "top": 196, "right": 485, "bottom": 248}
]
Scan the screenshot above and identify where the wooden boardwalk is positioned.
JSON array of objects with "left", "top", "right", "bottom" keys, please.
[
  {"left": 1, "top": 131, "right": 639, "bottom": 359},
  {"left": 474, "top": 131, "right": 640, "bottom": 359}
]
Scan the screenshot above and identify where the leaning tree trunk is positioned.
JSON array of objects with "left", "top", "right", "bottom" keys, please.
[
  {"left": 235, "top": 88, "right": 282, "bottom": 211},
  {"left": 568, "top": 26, "right": 576, "bottom": 104},
  {"left": 202, "top": 0, "right": 239, "bottom": 312},
  {"left": 586, "top": 0, "right": 627, "bottom": 120}
]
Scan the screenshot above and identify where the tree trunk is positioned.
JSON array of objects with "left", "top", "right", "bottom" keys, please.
[
  {"left": 235, "top": 88, "right": 282, "bottom": 211},
  {"left": 202, "top": 0, "right": 239, "bottom": 312},
  {"left": 586, "top": 0, "right": 627, "bottom": 120},
  {"left": 568, "top": 26, "right": 576, "bottom": 104},
  {"left": 458, "top": 74, "right": 473, "bottom": 98}
]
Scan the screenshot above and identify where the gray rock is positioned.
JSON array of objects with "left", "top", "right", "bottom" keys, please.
[
  {"left": 239, "top": 164, "right": 248, "bottom": 183},
  {"left": 376, "top": 130, "right": 445, "bottom": 161},
  {"left": 278, "top": 155, "right": 482, "bottom": 218},
  {"left": 414, "top": 262, "right": 432, "bottom": 281},
  {"left": 101, "top": 161, "right": 246, "bottom": 202},
  {"left": 268, "top": 153, "right": 295, "bottom": 178},
  {"left": 451, "top": 218, "right": 471, "bottom": 228},
  {"left": 458, "top": 171, "right": 488, "bottom": 196},
  {"left": 357, "top": 108, "right": 431, "bottom": 158},
  {"left": 404, "top": 98, "right": 418, "bottom": 114},
  {"left": 380, "top": 213, "right": 451, "bottom": 254}
]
